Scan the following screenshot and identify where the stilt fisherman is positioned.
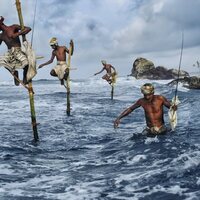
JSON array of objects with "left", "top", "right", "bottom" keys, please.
[
  {"left": 94, "top": 60, "right": 117, "bottom": 85},
  {"left": 0, "top": 16, "right": 33, "bottom": 85},
  {"left": 38, "top": 37, "right": 73, "bottom": 85}
]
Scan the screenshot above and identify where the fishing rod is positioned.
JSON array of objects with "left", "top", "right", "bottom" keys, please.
[
  {"left": 31, "top": 0, "right": 38, "bottom": 47},
  {"left": 174, "top": 31, "right": 184, "bottom": 98},
  {"left": 168, "top": 31, "right": 184, "bottom": 131}
]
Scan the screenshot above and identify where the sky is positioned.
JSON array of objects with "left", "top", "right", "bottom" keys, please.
[{"left": 0, "top": 0, "right": 200, "bottom": 81}]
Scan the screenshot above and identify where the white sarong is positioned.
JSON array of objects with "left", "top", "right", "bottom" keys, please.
[
  {"left": 0, "top": 41, "right": 37, "bottom": 81},
  {"left": 54, "top": 61, "right": 69, "bottom": 80}
]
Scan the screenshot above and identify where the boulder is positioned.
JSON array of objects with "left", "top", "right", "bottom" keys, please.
[
  {"left": 130, "top": 57, "right": 189, "bottom": 80},
  {"left": 131, "top": 58, "right": 155, "bottom": 79}
]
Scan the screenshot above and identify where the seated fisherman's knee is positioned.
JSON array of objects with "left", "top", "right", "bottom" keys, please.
[{"left": 50, "top": 69, "right": 57, "bottom": 77}]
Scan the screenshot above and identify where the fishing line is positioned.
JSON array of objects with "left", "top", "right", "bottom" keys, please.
[
  {"left": 174, "top": 31, "right": 184, "bottom": 98},
  {"left": 31, "top": 0, "right": 37, "bottom": 47}
]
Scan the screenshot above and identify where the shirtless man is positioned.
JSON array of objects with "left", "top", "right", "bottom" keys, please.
[
  {"left": 0, "top": 16, "right": 31, "bottom": 85},
  {"left": 38, "top": 37, "right": 73, "bottom": 85},
  {"left": 94, "top": 60, "right": 117, "bottom": 84},
  {"left": 114, "top": 83, "right": 177, "bottom": 135}
]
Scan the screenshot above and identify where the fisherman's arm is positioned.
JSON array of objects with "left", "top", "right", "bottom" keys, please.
[
  {"left": 111, "top": 65, "right": 117, "bottom": 73},
  {"left": 12, "top": 25, "right": 31, "bottom": 38},
  {"left": 38, "top": 53, "right": 55, "bottom": 69},
  {"left": 0, "top": 16, "right": 4, "bottom": 23},
  {"left": 94, "top": 68, "right": 104, "bottom": 76},
  {"left": 162, "top": 96, "right": 177, "bottom": 110},
  {"left": 65, "top": 47, "right": 69, "bottom": 54},
  {"left": 114, "top": 100, "right": 141, "bottom": 128}
]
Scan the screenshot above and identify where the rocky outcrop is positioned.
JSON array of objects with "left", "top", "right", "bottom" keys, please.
[
  {"left": 168, "top": 76, "right": 200, "bottom": 89},
  {"left": 131, "top": 58, "right": 155, "bottom": 78},
  {"left": 131, "top": 57, "right": 189, "bottom": 80}
]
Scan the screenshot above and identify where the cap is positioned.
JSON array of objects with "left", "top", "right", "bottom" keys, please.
[
  {"left": 49, "top": 37, "right": 58, "bottom": 46},
  {"left": 101, "top": 60, "right": 106, "bottom": 65},
  {"left": 141, "top": 83, "right": 154, "bottom": 95}
]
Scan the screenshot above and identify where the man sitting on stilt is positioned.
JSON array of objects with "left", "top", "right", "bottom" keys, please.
[
  {"left": 38, "top": 37, "right": 73, "bottom": 85},
  {"left": 0, "top": 16, "right": 33, "bottom": 85}
]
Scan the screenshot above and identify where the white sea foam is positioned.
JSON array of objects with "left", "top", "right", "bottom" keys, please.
[
  {"left": 143, "top": 185, "right": 187, "bottom": 197},
  {"left": 171, "top": 150, "right": 200, "bottom": 170},
  {"left": 62, "top": 180, "right": 105, "bottom": 200},
  {"left": 127, "top": 154, "right": 147, "bottom": 164},
  {"left": 197, "top": 178, "right": 200, "bottom": 185},
  {"left": 144, "top": 136, "right": 159, "bottom": 144},
  {"left": 112, "top": 177, "right": 189, "bottom": 199},
  {"left": 0, "top": 164, "right": 15, "bottom": 174},
  {"left": 0, "top": 77, "right": 199, "bottom": 200},
  {"left": 0, "top": 80, "right": 13, "bottom": 86}
]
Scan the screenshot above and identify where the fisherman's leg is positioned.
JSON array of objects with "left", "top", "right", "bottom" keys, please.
[
  {"left": 5, "top": 67, "right": 20, "bottom": 86},
  {"left": 23, "top": 65, "right": 29, "bottom": 84},
  {"left": 50, "top": 69, "right": 57, "bottom": 77},
  {"left": 14, "top": 70, "right": 20, "bottom": 86},
  {"left": 107, "top": 74, "right": 113, "bottom": 84},
  {"left": 63, "top": 68, "right": 69, "bottom": 80},
  {"left": 108, "top": 77, "right": 112, "bottom": 84},
  {"left": 50, "top": 69, "right": 64, "bottom": 85},
  {"left": 102, "top": 74, "right": 107, "bottom": 80},
  {"left": 60, "top": 79, "right": 64, "bottom": 85},
  {"left": 13, "top": 49, "right": 29, "bottom": 85},
  {"left": 61, "top": 69, "right": 69, "bottom": 86},
  {"left": 102, "top": 74, "right": 112, "bottom": 84}
]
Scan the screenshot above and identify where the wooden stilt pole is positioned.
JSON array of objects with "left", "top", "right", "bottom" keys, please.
[
  {"left": 111, "top": 72, "right": 117, "bottom": 100},
  {"left": 66, "top": 40, "right": 74, "bottom": 116},
  {"left": 111, "top": 85, "right": 114, "bottom": 100},
  {"left": 15, "top": 0, "right": 39, "bottom": 141},
  {"left": 28, "top": 86, "right": 38, "bottom": 141}
]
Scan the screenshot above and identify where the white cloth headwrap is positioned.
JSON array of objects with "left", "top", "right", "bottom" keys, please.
[{"left": 141, "top": 84, "right": 154, "bottom": 95}]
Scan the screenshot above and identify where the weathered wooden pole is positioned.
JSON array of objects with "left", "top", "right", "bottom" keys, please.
[
  {"left": 66, "top": 40, "right": 74, "bottom": 116},
  {"left": 111, "top": 85, "right": 114, "bottom": 100},
  {"left": 28, "top": 86, "right": 38, "bottom": 141},
  {"left": 111, "top": 72, "right": 117, "bottom": 100},
  {"left": 16, "top": 0, "right": 39, "bottom": 141}
]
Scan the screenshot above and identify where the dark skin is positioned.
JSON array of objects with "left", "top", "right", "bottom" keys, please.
[
  {"left": 38, "top": 44, "right": 69, "bottom": 77},
  {"left": 114, "top": 94, "right": 177, "bottom": 129},
  {"left": 0, "top": 16, "right": 31, "bottom": 84},
  {"left": 0, "top": 17, "right": 31, "bottom": 48},
  {"left": 94, "top": 63, "right": 116, "bottom": 84}
]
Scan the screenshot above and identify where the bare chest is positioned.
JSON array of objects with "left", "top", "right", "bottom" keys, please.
[
  {"left": 104, "top": 65, "right": 111, "bottom": 72},
  {"left": 54, "top": 48, "right": 66, "bottom": 60},
  {"left": 142, "top": 100, "right": 162, "bottom": 113},
  {"left": 1, "top": 31, "right": 19, "bottom": 45}
]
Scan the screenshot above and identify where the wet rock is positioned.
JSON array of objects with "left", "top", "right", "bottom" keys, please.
[
  {"left": 168, "top": 76, "right": 200, "bottom": 89},
  {"left": 130, "top": 57, "right": 189, "bottom": 80}
]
